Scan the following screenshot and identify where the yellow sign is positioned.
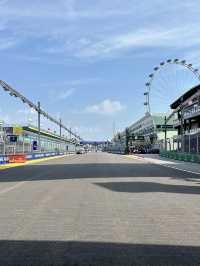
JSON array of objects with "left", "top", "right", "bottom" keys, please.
[{"left": 13, "top": 127, "right": 23, "bottom": 136}]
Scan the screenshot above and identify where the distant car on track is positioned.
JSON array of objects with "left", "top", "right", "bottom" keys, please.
[{"left": 76, "top": 147, "right": 85, "bottom": 154}]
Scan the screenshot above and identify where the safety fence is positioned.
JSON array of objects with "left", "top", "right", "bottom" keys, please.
[
  {"left": 0, "top": 142, "right": 67, "bottom": 155},
  {"left": 0, "top": 151, "right": 66, "bottom": 165},
  {"left": 160, "top": 150, "right": 200, "bottom": 163},
  {"left": 160, "top": 133, "right": 200, "bottom": 154}
]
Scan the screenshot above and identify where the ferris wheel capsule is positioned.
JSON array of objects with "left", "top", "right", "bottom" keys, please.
[
  {"left": 181, "top": 60, "right": 186, "bottom": 64},
  {"left": 167, "top": 59, "right": 172, "bottom": 63},
  {"left": 154, "top": 67, "right": 159, "bottom": 71}
]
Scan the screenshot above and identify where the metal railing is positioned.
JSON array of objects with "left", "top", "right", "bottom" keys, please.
[
  {"left": 160, "top": 133, "right": 200, "bottom": 154},
  {"left": 183, "top": 105, "right": 200, "bottom": 119},
  {"left": 0, "top": 141, "right": 75, "bottom": 155},
  {"left": 185, "top": 128, "right": 200, "bottom": 135}
]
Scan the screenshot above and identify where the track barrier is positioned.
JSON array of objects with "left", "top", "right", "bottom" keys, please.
[
  {"left": 0, "top": 152, "right": 68, "bottom": 165},
  {"left": 160, "top": 151, "right": 200, "bottom": 163},
  {"left": 8, "top": 154, "right": 27, "bottom": 163},
  {"left": 0, "top": 156, "right": 9, "bottom": 164}
]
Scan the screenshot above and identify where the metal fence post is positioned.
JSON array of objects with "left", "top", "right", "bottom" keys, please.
[{"left": 189, "top": 134, "right": 191, "bottom": 153}]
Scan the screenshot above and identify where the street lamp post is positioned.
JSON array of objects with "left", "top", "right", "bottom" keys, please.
[
  {"left": 70, "top": 128, "right": 72, "bottom": 140},
  {"left": 180, "top": 96, "right": 184, "bottom": 153},
  {"left": 164, "top": 116, "right": 167, "bottom": 151}
]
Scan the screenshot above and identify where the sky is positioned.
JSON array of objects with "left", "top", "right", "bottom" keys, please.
[{"left": 0, "top": 0, "right": 200, "bottom": 140}]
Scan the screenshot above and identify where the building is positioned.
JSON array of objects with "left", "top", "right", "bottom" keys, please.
[
  {"left": 171, "top": 84, "right": 200, "bottom": 153},
  {"left": 0, "top": 123, "right": 76, "bottom": 155},
  {"left": 111, "top": 112, "right": 175, "bottom": 154}
]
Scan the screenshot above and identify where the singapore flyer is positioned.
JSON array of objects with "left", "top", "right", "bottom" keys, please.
[{"left": 144, "top": 59, "right": 200, "bottom": 114}]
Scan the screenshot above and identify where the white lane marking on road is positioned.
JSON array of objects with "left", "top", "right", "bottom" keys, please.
[
  {"left": 140, "top": 157, "right": 200, "bottom": 176},
  {"left": 159, "top": 164, "right": 200, "bottom": 176},
  {"left": 142, "top": 158, "right": 200, "bottom": 175},
  {"left": 0, "top": 181, "right": 26, "bottom": 195},
  {"left": 126, "top": 155, "right": 200, "bottom": 176}
]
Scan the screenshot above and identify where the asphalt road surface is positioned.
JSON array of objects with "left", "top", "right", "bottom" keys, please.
[{"left": 0, "top": 152, "right": 200, "bottom": 266}]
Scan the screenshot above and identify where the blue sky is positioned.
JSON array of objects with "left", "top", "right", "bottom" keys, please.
[{"left": 0, "top": 0, "right": 200, "bottom": 140}]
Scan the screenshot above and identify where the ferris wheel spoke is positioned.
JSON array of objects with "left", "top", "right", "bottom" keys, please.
[
  {"left": 145, "top": 59, "right": 200, "bottom": 114},
  {"left": 152, "top": 95, "right": 170, "bottom": 106}
]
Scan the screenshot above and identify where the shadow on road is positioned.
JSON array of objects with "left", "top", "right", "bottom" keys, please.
[
  {"left": 94, "top": 181, "right": 200, "bottom": 195},
  {"left": 0, "top": 163, "right": 199, "bottom": 183},
  {"left": 0, "top": 240, "right": 200, "bottom": 266}
]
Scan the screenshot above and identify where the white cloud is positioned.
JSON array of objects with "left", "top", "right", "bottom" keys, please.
[
  {"left": 48, "top": 87, "right": 76, "bottom": 102},
  {"left": 85, "top": 99, "right": 126, "bottom": 115},
  {"left": 0, "top": 0, "right": 132, "bottom": 21},
  {"left": 73, "top": 125, "right": 100, "bottom": 135},
  {"left": 44, "top": 23, "right": 200, "bottom": 61},
  {"left": 0, "top": 38, "right": 17, "bottom": 51},
  {"left": 183, "top": 50, "right": 200, "bottom": 67},
  {"left": 17, "top": 108, "right": 37, "bottom": 115},
  {"left": 76, "top": 25, "right": 200, "bottom": 59},
  {"left": 57, "top": 88, "right": 75, "bottom": 100},
  {"left": 42, "top": 78, "right": 99, "bottom": 87},
  {"left": 16, "top": 108, "right": 37, "bottom": 124},
  {"left": 1, "top": 0, "right": 200, "bottom": 62},
  {"left": 0, "top": 108, "right": 36, "bottom": 125}
]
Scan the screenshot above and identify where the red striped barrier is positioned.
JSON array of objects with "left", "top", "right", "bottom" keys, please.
[{"left": 8, "top": 154, "right": 27, "bottom": 163}]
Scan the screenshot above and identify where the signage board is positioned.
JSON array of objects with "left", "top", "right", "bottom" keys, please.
[
  {"left": 9, "top": 135, "right": 18, "bottom": 142},
  {"left": 13, "top": 127, "right": 23, "bottom": 136},
  {"left": 32, "top": 140, "right": 38, "bottom": 151}
]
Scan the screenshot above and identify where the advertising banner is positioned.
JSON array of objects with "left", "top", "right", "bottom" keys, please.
[
  {"left": 9, "top": 135, "right": 18, "bottom": 142},
  {"left": 32, "top": 141, "right": 38, "bottom": 151},
  {"left": 13, "top": 127, "right": 23, "bottom": 136}
]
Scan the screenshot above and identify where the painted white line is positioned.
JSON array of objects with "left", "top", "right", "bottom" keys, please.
[
  {"left": 126, "top": 155, "right": 200, "bottom": 176},
  {"left": 158, "top": 164, "right": 200, "bottom": 176},
  {"left": 145, "top": 159, "right": 200, "bottom": 176},
  {"left": 0, "top": 181, "right": 27, "bottom": 196}
]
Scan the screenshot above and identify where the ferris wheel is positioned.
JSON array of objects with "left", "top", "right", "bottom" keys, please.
[{"left": 144, "top": 59, "right": 200, "bottom": 114}]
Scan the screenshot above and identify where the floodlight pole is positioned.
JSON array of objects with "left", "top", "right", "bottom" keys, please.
[
  {"left": 59, "top": 118, "right": 62, "bottom": 138},
  {"left": 70, "top": 128, "right": 72, "bottom": 140},
  {"left": 164, "top": 116, "right": 167, "bottom": 151},
  {"left": 37, "top": 101, "right": 41, "bottom": 151}
]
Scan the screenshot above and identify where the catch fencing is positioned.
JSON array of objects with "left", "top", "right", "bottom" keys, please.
[{"left": 160, "top": 133, "right": 200, "bottom": 154}]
